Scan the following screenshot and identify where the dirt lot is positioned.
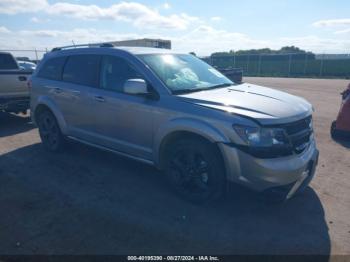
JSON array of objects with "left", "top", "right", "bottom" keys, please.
[{"left": 0, "top": 77, "right": 349, "bottom": 257}]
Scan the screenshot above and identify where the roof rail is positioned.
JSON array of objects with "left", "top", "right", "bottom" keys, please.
[{"left": 51, "top": 43, "right": 114, "bottom": 52}]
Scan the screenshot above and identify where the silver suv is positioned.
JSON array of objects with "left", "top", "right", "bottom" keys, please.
[{"left": 30, "top": 43, "right": 319, "bottom": 203}]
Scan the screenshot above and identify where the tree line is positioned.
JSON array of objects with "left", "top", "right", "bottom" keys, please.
[{"left": 211, "top": 46, "right": 315, "bottom": 58}]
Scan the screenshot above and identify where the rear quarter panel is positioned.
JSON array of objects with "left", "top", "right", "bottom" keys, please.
[{"left": 0, "top": 70, "right": 31, "bottom": 97}]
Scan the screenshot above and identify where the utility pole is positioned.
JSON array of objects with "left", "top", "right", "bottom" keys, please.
[
  {"left": 288, "top": 54, "right": 292, "bottom": 77},
  {"left": 319, "top": 53, "right": 324, "bottom": 77},
  {"left": 34, "top": 48, "right": 38, "bottom": 62},
  {"left": 246, "top": 55, "right": 250, "bottom": 75},
  {"left": 303, "top": 53, "right": 308, "bottom": 75},
  {"left": 258, "top": 54, "right": 262, "bottom": 76}
]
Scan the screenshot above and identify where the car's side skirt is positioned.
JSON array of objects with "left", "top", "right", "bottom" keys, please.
[{"left": 67, "top": 136, "right": 155, "bottom": 166}]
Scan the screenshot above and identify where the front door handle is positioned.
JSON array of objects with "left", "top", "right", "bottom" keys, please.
[
  {"left": 94, "top": 96, "right": 106, "bottom": 102},
  {"left": 71, "top": 90, "right": 81, "bottom": 95},
  {"left": 54, "top": 88, "right": 63, "bottom": 94}
]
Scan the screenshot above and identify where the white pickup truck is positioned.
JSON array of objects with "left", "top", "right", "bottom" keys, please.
[{"left": 0, "top": 52, "right": 32, "bottom": 114}]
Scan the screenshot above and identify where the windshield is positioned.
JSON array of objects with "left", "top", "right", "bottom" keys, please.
[{"left": 138, "top": 54, "right": 233, "bottom": 94}]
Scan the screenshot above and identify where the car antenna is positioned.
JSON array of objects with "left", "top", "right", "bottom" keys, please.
[{"left": 72, "top": 40, "right": 76, "bottom": 47}]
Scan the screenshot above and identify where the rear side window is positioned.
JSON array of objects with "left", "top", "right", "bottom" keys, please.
[
  {"left": 37, "top": 56, "right": 66, "bottom": 81},
  {"left": 63, "top": 55, "right": 100, "bottom": 87},
  {"left": 0, "top": 53, "right": 18, "bottom": 70}
]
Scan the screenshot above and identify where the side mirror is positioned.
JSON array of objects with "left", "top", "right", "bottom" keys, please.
[{"left": 123, "top": 79, "right": 148, "bottom": 95}]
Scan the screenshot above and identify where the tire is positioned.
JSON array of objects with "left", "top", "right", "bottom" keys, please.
[
  {"left": 37, "top": 110, "right": 65, "bottom": 152},
  {"left": 331, "top": 121, "right": 340, "bottom": 139},
  {"left": 164, "top": 138, "right": 226, "bottom": 204}
]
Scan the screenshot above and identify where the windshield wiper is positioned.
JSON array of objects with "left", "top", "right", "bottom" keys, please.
[
  {"left": 207, "top": 83, "right": 233, "bottom": 89},
  {"left": 173, "top": 88, "right": 206, "bottom": 94},
  {"left": 173, "top": 83, "right": 233, "bottom": 95}
]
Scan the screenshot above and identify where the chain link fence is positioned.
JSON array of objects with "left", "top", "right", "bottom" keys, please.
[
  {"left": 2, "top": 49, "right": 350, "bottom": 79},
  {"left": 0, "top": 49, "right": 47, "bottom": 63},
  {"left": 203, "top": 53, "right": 350, "bottom": 79}
]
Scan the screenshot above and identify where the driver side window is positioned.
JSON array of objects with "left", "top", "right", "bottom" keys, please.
[{"left": 99, "top": 55, "right": 143, "bottom": 93}]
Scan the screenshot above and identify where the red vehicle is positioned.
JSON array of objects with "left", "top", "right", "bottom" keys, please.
[{"left": 331, "top": 83, "right": 350, "bottom": 138}]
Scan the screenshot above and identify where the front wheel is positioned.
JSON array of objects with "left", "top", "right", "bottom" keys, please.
[
  {"left": 37, "top": 110, "right": 65, "bottom": 152},
  {"left": 164, "top": 138, "right": 226, "bottom": 204}
]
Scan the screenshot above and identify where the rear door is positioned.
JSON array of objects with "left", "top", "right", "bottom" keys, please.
[{"left": 58, "top": 54, "right": 101, "bottom": 139}]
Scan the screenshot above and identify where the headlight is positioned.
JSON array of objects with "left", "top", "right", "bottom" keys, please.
[
  {"left": 342, "top": 88, "right": 350, "bottom": 100},
  {"left": 309, "top": 118, "right": 313, "bottom": 130},
  {"left": 233, "top": 125, "right": 289, "bottom": 147}
]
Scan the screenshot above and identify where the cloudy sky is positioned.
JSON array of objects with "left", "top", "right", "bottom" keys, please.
[{"left": 0, "top": 0, "right": 349, "bottom": 57}]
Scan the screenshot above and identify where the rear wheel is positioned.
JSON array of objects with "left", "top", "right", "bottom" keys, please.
[
  {"left": 164, "top": 138, "right": 226, "bottom": 204},
  {"left": 37, "top": 110, "right": 65, "bottom": 152}
]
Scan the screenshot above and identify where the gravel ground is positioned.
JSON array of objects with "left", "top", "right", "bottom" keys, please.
[{"left": 0, "top": 77, "right": 349, "bottom": 257}]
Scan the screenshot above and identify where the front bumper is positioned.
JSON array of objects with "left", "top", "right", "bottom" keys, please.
[{"left": 219, "top": 139, "right": 319, "bottom": 196}]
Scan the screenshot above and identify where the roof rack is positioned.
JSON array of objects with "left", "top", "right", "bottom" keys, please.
[{"left": 51, "top": 43, "right": 114, "bottom": 52}]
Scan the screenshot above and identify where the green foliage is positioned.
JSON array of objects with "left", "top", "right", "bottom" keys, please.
[
  {"left": 211, "top": 46, "right": 312, "bottom": 56},
  {"left": 205, "top": 48, "right": 350, "bottom": 78}
]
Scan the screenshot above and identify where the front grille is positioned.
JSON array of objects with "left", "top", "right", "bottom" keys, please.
[
  {"left": 237, "top": 116, "right": 313, "bottom": 159},
  {"left": 284, "top": 116, "right": 312, "bottom": 135},
  {"left": 281, "top": 116, "right": 313, "bottom": 154},
  {"left": 0, "top": 97, "right": 29, "bottom": 111}
]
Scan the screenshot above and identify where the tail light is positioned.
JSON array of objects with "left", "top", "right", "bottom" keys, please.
[{"left": 341, "top": 88, "right": 350, "bottom": 100}]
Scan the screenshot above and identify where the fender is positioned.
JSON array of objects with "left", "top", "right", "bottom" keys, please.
[
  {"left": 34, "top": 95, "right": 68, "bottom": 134},
  {"left": 153, "top": 117, "right": 230, "bottom": 166}
]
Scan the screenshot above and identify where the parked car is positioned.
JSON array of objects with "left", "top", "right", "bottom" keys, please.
[
  {"left": 0, "top": 52, "right": 31, "bottom": 114},
  {"left": 30, "top": 44, "right": 319, "bottom": 203},
  {"left": 17, "top": 60, "right": 37, "bottom": 71},
  {"left": 218, "top": 67, "right": 243, "bottom": 83},
  {"left": 331, "top": 83, "right": 350, "bottom": 138}
]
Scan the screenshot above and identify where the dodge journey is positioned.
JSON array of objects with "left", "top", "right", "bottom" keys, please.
[{"left": 30, "top": 43, "right": 319, "bottom": 203}]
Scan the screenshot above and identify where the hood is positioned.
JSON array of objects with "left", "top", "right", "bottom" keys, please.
[{"left": 177, "top": 83, "right": 313, "bottom": 125}]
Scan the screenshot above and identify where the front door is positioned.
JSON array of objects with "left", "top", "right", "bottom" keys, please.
[{"left": 90, "top": 55, "right": 155, "bottom": 160}]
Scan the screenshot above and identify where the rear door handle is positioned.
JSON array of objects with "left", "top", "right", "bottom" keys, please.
[
  {"left": 18, "top": 76, "right": 27, "bottom": 81},
  {"left": 94, "top": 96, "right": 106, "bottom": 102}
]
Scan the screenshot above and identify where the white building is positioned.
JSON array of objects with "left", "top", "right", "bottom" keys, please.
[{"left": 108, "top": 38, "right": 171, "bottom": 50}]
